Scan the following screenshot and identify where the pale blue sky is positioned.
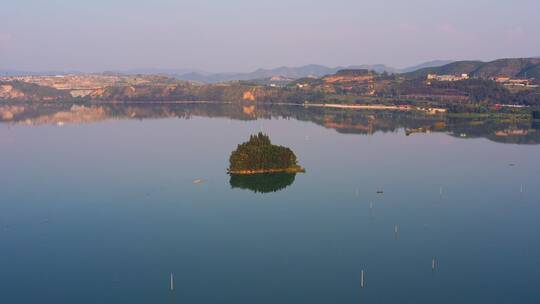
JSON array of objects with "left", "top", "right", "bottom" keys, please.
[{"left": 1, "top": 0, "right": 539, "bottom": 72}]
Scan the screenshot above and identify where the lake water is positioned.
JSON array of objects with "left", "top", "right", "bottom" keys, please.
[{"left": 1, "top": 104, "right": 539, "bottom": 303}]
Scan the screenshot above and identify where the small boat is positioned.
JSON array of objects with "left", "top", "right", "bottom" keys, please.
[
  {"left": 376, "top": 190, "right": 384, "bottom": 194},
  {"left": 192, "top": 179, "right": 204, "bottom": 184}
]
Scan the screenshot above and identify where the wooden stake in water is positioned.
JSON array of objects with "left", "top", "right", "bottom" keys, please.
[
  {"left": 170, "top": 273, "right": 174, "bottom": 291},
  {"left": 369, "top": 201, "right": 373, "bottom": 209},
  {"left": 360, "top": 270, "right": 365, "bottom": 288},
  {"left": 395, "top": 225, "right": 398, "bottom": 234},
  {"left": 520, "top": 184, "right": 524, "bottom": 194},
  {"left": 432, "top": 259, "right": 436, "bottom": 270}
]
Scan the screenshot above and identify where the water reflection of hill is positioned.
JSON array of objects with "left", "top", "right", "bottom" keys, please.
[
  {"left": 229, "top": 173, "right": 296, "bottom": 194},
  {"left": 1, "top": 102, "right": 539, "bottom": 145}
]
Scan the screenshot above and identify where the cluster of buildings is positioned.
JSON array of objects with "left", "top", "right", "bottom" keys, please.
[
  {"left": 493, "top": 76, "right": 538, "bottom": 88},
  {"left": 427, "top": 73, "right": 469, "bottom": 82},
  {"left": 426, "top": 73, "right": 539, "bottom": 88}
]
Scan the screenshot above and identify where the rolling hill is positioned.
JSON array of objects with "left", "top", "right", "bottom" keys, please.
[
  {"left": 404, "top": 58, "right": 540, "bottom": 79},
  {"left": 399, "top": 60, "right": 454, "bottom": 73}
]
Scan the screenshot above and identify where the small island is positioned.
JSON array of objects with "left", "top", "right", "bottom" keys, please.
[{"left": 228, "top": 133, "right": 305, "bottom": 174}]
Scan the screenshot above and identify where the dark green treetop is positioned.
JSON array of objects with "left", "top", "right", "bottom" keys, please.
[{"left": 228, "top": 133, "right": 304, "bottom": 173}]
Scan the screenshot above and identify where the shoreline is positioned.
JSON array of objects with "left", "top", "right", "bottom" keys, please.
[
  {"left": 86, "top": 100, "right": 449, "bottom": 115},
  {"left": 302, "top": 103, "right": 448, "bottom": 114},
  {"left": 228, "top": 167, "right": 306, "bottom": 175}
]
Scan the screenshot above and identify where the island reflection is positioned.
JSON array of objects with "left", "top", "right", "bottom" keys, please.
[
  {"left": 229, "top": 173, "right": 297, "bottom": 194},
  {"left": 1, "top": 102, "right": 540, "bottom": 145}
]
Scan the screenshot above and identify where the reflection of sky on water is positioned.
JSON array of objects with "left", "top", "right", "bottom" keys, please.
[{"left": 0, "top": 110, "right": 539, "bottom": 303}]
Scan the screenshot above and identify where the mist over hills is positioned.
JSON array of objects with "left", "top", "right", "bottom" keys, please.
[
  {"left": 0, "top": 60, "right": 453, "bottom": 82},
  {"left": 5, "top": 58, "right": 539, "bottom": 83},
  {"left": 172, "top": 61, "right": 452, "bottom": 83},
  {"left": 399, "top": 60, "right": 454, "bottom": 73},
  {"left": 127, "top": 58, "right": 540, "bottom": 82},
  {"left": 0, "top": 69, "right": 84, "bottom": 77}
]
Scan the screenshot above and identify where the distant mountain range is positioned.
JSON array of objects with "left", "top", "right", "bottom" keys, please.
[
  {"left": 177, "top": 64, "right": 345, "bottom": 83},
  {"left": 6, "top": 58, "right": 539, "bottom": 83},
  {"left": 0, "top": 60, "right": 454, "bottom": 82},
  {"left": 172, "top": 61, "right": 454, "bottom": 83},
  {"left": 399, "top": 60, "right": 455, "bottom": 73}
]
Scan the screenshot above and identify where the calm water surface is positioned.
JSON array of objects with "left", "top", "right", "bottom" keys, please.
[{"left": 1, "top": 106, "right": 539, "bottom": 303}]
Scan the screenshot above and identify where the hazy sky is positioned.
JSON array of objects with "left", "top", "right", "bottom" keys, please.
[{"left": 1, "top": 0, "right": 539, "bottom": 73}]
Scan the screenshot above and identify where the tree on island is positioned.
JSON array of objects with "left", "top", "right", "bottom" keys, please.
[{"left": 228, "top": 132, "right": 305, "bottom": 174}]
